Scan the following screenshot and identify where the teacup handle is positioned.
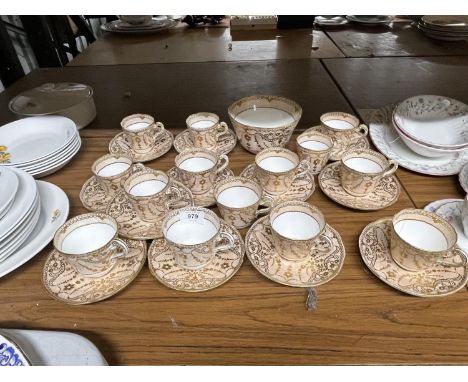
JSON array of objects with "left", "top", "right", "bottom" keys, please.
[
  {"left": 255, "top": 195, "right": 273, "bottom": 217},
  {"left": 164, "top": 183, "right": 183, "bottom": 209},
  {"left": 293, "top": 160, "right": 311, "bottom": 180},
  {"left": 152, "top": 121, "right": 165, "bottom": 132},
  {"left": 357, "top": 124, "right": 368, "bottom": 137},
  {"left": 436, "top": 248, "right": 468, "bottom": 268},
  {"left": 215, "top": 122, "right": 229, "bottom": 140},
  {"left": 214, "top": 230, "right": 236, "bottom": 253},
  {"left": 382, "top": 160, "right": 398, "bottom": 178},
  {"left": 131, "top": 163, "right": 146, "bottom": 173},
  {"left": 216, "top": 154, "right": 229, "bottom": 174},
  {"left": 109, "top": 238, "right": 129, "bottom": 261},
  {"left": 313, "top": 234, "right": 333, "bottom": 254}
]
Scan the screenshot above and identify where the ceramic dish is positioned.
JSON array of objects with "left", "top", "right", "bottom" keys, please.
[
  {"left": 432, "top": 200, "right": 468, "bottom": 254},
  {"left": 421, "top": 15, "right": 468, "bottom": 29},
  {"left": 315, "top": 16, "right": 348, "bottom": 26},
  {"left": 0, "top": 333, "right": 31, "bottom": 366},
  {"left": 245, "top": 216, "right": 345, "bottom": 287},
  {"left": 359, "top": 218, "right": 468, "bottom": 297},
  {"left": 459, "top": 162, "right": 468, "bottom": 193},
  {"left": 346, "top": 15, "right": 393, "bottom": 24},
  {"left": 424, "top": 198, "right": 461, "bottom": 213},
  {"left": 369, "top": 105, "right": 468, "bottom": 176},
  {"left": 0, "top": 166, "right": 19, "bottom": 218},
  {"left": 101, "top": 18, "right": 177, "bottom": 34},
  {"left": 173, "top": 129, "right": 237, "bottom": 156}
]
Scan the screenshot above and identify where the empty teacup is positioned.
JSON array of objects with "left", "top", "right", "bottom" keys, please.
[
  {"left": 186, "top": 112, "right": 229, "bottom": 149},
  {"left": 341, "top": 149, "right": 398, "bottom": 196},
  {"left": 120, "top": 114, "right": 165, "bottom": 154},
  {"left": 175, "top": 148, "right": 229, "bottom": 195},
  {"left": 162, "top": 207, "right": 236, "bottom": 269},
  {"left": 255, "top": 147, "right": 310, "bottom": 195},
  {"left": 296, "top": 131, "right": 334, "bottom": 175},
  {"left": 320, "top": 112, "right": 368, "bottom": 150},
  {"left": 214, "top": 177, "right": 271, "bottom": 229},
  {"left": 269, "top": 201, "right": 332, "bottom": 261},
  {"left": 53, "top": 213, "right": 128, "bottom": 277},
  {"left": 390, "top": 208, "right": 467, "bottom": 271}
]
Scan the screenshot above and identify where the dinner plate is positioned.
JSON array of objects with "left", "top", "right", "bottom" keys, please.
[
  {"left": 28, "top": 140, "right": 81, "bottom": 178},
  {"left": 346, "top": 15, "right": 393, "bottom": 24},
  {"left": 0, "top": 166, "right": 19, "bottom": 217},
  {"left": 0, "top": 181, "right": 69, "bottom": 278},
  {"left": 101, "top": 18, "right": 177, "bottom": 34}
]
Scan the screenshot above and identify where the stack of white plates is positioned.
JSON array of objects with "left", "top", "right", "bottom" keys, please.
[
  {"left": 101, "top": 17, "right": 178, "bottom": 34},
  {"left": 417, "top": 16, "right": 468, "bottom": 41},
  {"left": 0, "top": 167, "right": 69, "bottom": 277},
  {"left": 0, "top": 116, "right": 81, "bottom": 178}
]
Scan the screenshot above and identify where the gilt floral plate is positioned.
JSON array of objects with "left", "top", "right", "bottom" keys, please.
[
  {"left": 79, "top": 176, "right": 116, "bottom": 212},
  {"left": 173, "top": 129, "right": 237, "bottom": 156},
  {"left": 434, "top": 200, "right": 468, "bottom": 254}
]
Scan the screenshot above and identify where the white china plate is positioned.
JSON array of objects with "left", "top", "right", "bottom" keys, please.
[
  {"left": 0, "top": 116, "right": 77, "bottom": 165},
  {"left": 459, "top": 162, "right": 468, "bottom": 193},
  {"left": 433, "top": 200, "right": 468, "bottom": 254},
  {"left": 0, "top": 181, "right": 69, "bottom": 278},
  {"left": 346, "top": 15, "right": 392, "bottom": 24},
  {"left": 424, "top": 198, "right": 461, "bottom": 213},
  {"left": 0, "top": 166, "right": 19, "bottom": 216},
  {"left": 0, "top": 168, "right": 37, "bottom": 241},
  {"left": 101, "top": 19, "right": 177, "bottom": 34},
  {"left": 369, "top": 105, "right": 468, "bottom": 176},
  {"left": 0, "top": 329, "right": 106, "bottom": 365}
]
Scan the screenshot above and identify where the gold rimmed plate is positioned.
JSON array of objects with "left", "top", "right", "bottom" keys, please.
[
  {"left": 319, "top": 161, "right": 400, "bottom": 211},
  {"left": 42, "top": 238, "right": 146, "bottom": 305},
  {"left": 173, "top": 129, "right": 237, "bottom": 156},
  {"left": 148, "top": 221, "right": 244, "bottom": 292},
  {"left": 245, "top": 216, "right": 346, "bottom": 287}
]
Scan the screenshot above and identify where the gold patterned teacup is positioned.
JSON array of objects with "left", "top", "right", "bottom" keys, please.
[
  {"left": 214, "top": 177, "right": 272, "bottom": 229},
  {"left": 268, "top": 201, "right": 333, "bottom": 262},
  {"left": 296, "top": 131, "right": 334, "bottom": 175},
  {"left": 124, "top": 167, "right": 185, "bottom": 223},
  {"left": 320, "top": 112, "right": 368, "bottom": 151},
  {"left": 255, "top": 147, "right": 310, "bottom": 195},
  {"left": 340, "top": 149, "right": 398, "bottom": 196},
  {"left": 186, "top": 112, "right": 229, "bottom": 149},
  {"left": 175, "top": 148, "right": 229, "bottom": 195},
  {"left": 162, "top": 207, "right": 236, "bottom": 269},
  {"left": 53, "top": 213, "right": 129, "bottom": 278},
  {"left": 120, "top": 113, "right": 165, "bottom": 154},
  {"left": 390, "top": 208, "right": 468, "bottom": 271}
]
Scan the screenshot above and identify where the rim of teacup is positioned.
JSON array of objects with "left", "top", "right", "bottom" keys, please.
[
  {"left": 341, "top": 148, "right": 389, "bottom": 176},
  {"left": 162, "top": 206, "right": 221, "bottom": 248},
  {"left": 268, "top": 200, "right": 326, "bottom": 242},
  {"left": 214, "top": 176, "right": 262, "bottom": 210},
  {"left": 124, "top": 167, "right": 171, "bottom": 200},
  {"left": 53, "top": 212, "right": 119, "bottom": 256},
  {"left": 255, "top": 147, "right": 300, "bottom": 175},
  {"left": 320, "top": 112, "right": 360, "bottom": 131},
  {"left": 227, "top": 95, "right": 302, "bottom": 132},
  {"left": 120, "top": 113, "right": 155, "bottom": 132},
  {"left": 186, "top": 112, "right": 220, "bottom": 131},
  {"left": 296, "top": 130, "right": 334, "bottom": 153},
  {"left": 175, "top": 148, "right": 221, "bottom": 174},
  {"left": 391, "top": 208, "right": 458, "bottom": 253},
  {"left": 92, "top": 153, "right": 133, "bottom": 180}
]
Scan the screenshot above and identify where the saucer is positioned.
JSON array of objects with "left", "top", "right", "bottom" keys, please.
[
  {"left": 319, "top": 161, "right": 401, "bottom": 210},
  {"left": 433, "top": 200, "right": 468, "bottom": 254},
  {"left": 173, "top": 129, "right": 237, "bottom": 156},
  {"left": 167, "top": 167, "right": 234, "bottom": 207},
  {"left": 359, "top": 218, "right": 468, "bottom": 297},
  {"left": 80, "top": 176, "right": 115, "bottom": 212},
  {"left": 240, "top": 163, "right": 315, "bottom": 204},
  {"left": 305, "top": 125, "right": 370, "bottom": 161},
  {"left": 245, "top": 216, "right": 345, "bottom": 287},
  {"left": 425, "top": 198, "right": 461, "bottom": 213},
  {"left": 148, "top": 221, "right": 244, "bottom": 292},
  {"left": 106, "top": 180, "right": 193, "bottom": 240},
  {"left": 42, "top": 238, "right": 146, "bottom": 305},
  {"left": 109, "top": 130, "right": 174, "bottom": 163}
]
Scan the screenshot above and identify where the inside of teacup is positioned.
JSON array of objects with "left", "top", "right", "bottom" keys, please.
[
  {"left": 298, "top": 133, "right": 333, "bottom": 151},
  {"left": 321, "top": 112, "right": 359, "bottom": 130},
  {"left": 342, "top": 151, "right": 385, "bottom": 174},
  {"left": 164, "top": 208, "right": 219, "bottom": 245},
  {"left": 55, "top": 214, "right": 117, "bottom": 255},
  {"left": 127, "top": 171, "right": 168, "bottom": 197},
  {"left": 121, "top": 114, "right": 154, "bottom": 132},
  {"left": 217, "top": 185, "right": 260, "bottom": 208},
  {"left": 177, "top": 150, "right": 217, "bottom": 172},
  {"left": 187, "top": 113, "right": 218, "bottom": 130},
  {"left": 256, "top": 149, "right": 298, "bottom": 173},
  {"left": 94, "top": 155, "right": 132, "bottom": 178}
]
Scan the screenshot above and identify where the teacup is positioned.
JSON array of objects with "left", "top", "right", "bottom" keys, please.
[
  {"left": 462, "top": 194, "right": 468, "bottom": 238},
  {"left": 186, "top": 112, "right": 229, "bottom": 149},
  {"left": 124, "top": 167, "right": 185, "bottom": 223},
  {"left": 320, "top": 112, "right": 368, "bottom": 150},
  {"left": 162, "top": 207, "right": 236, "bottom": 269},
  {"left": 92, "top": 153, "right": 144, "bottom": 195},
  {"left": 341, "top": 149, "right": 398, "bottom": 196},
  {"left": 120, "top": 114, "right": 165, "bottom": 154},
  {"left": 53, "top": 213, "right": 128, "bottom": 277},
  {"left": 296, "top": 131, "right": 334, "bottom": 175},
  {"left": 175, "top": 148, "right": 229, "bottom": 195},
  {"left": 269, "top": 201, "right": 333, "bottom": 261},
  {"left": 255, "top": 147, "right": 310, "bottom": 195},
  {"left": 390, "top": 208, "right": 468, "bottom": 271},
  {"left": 214, "top": 177, "right": 272, "bottom": 229}
]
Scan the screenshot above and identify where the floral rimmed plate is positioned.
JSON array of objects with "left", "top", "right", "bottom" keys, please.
[
  {"left": 318, "top": 161, "right": 401, "bottom": 210},
  {"left": 432, "top": 200, "right": 468, "bottom": 254},
  {"left": 42, "top": 238, "right": 146, "bottom": 305},
  {"left": 359, "top": 218, "right": 468, "bottom": 297},
  {"left": 148, "top": 222, "right": 244, "bottom": 292},
  {"left": 459, "top": 162, "right": 468, "bottom": 193},
  {"left": 245, "top": 216, "right": 346, "bottom": 287},
  {"left": 240, "top": 163, "right": 315, "bottom": 205},
  {"left": 173, "top": 129, "right": 237, "bottom": 156},
  {"left": 109, "top": 130, "right": 174, "bottom": 163},
  {"left": 0, "top": 333, "right": 31, "bottom": 366},
  {"left": 106, "top": 180, "right": 193, "bottom": 240}
]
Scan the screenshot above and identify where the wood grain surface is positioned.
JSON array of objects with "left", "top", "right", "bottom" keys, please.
[{"left": 1, "top": 128, "right": 467, "bottom": 365}]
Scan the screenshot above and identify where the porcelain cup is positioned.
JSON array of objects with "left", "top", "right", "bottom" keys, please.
[
  {"left": 255, "top": 147, "right": 310, "bottom": 195},
  {"left": 461, "top": 194, "right": 468, "bottom": 238},
  {"left": 186, "top": 112, "right": 229, "bottom": 149},
  {"left": 53, "top": 213, "right": 128, "bottom": 277},
  {"left": 162, "top": 207, "right": 236, "bottom": 269},
  {"left": 320, "top": 112, "right": 368, "bottom": 150},
  {"left": 341, "top": 148, "right": 398, "bottom": 196},
  {"left": 268, "top": 201, "right": 333, "bottom": 261},
  {"left": 390, "top": 208, "right": 468, "bottom": 271},
  {"left": 296, "top": 131, "right": 334, "bottom": 175},
  {"left": 120, "top": 114, "right": 165, "bottom": 154}
]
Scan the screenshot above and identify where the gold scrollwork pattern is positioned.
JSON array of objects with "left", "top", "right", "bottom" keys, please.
[{"left": 174, "top": 129, "right": 237, "bottom": 155}]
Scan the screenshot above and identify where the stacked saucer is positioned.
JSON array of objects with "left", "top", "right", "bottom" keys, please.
[
  {"left": 417, "top": 16, "right": 468, "bottom": 41},
  {"left": 0, "top": 116, "right": 81, "bottom": 178}
]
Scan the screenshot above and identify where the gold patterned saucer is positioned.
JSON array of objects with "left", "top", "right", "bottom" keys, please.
[
  {"left": 319, "top": 161, "right": 400, "bottom": 211},
  {"left": 305, "top": 125, "right": 369, "bottom": 161},
  {"left": 42, "top": 238, "right": 146, "bottom": 305},
  {"left": 245, "top": 216, "right": 346, "bottom": 287},
  {"left": 148, "top": 221, "right": 244, "bottom": 292},
  {"left": 106, "top": 180, "right": 193, "bottom": 240},
  {"left": 359, "top": 218, "right": 468, "bottom": 297},
  {"left": 109, "top": 130, "right": 174, "bottom": 163},
  {"left": 167, "top": 167, "right": 234, "bottom": 207},
  {"left": 80, "top": 176, "right": 115, "bottom": 212},
  {"left": 173, "top": 129, "right": 237, "bottom": 155},
  {"left": 240, "top": 163, "right": 315, "bottom": 204}
]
